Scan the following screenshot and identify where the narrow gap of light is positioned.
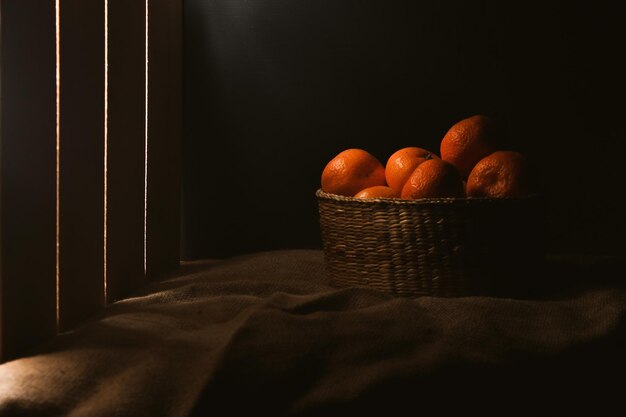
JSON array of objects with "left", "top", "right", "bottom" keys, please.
[
  {"left": 55, "top": 0, "right": 61, "bottom": 331},
  {"left": 144, "top": 0, "right": 149, "bottom": 276},
  {"left": 103, "top": 0, "right": 109, "bottom": 303}
]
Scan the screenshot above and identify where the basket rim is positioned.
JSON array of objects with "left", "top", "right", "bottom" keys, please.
[{"left": 316, "top": 189, "right": 539, "bottom": 206}]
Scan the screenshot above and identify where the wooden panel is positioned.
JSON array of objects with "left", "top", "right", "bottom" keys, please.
[
  {"left": 146, "top": 0, "right": 182, "bottom": 278},
  {"left": 0, "top": 0, "right": 57, "bottom": 361},
  {"left": 58, "top": 0, "right": 106, "bottom": 329},
  {"left": 105, "top": 0, "right": 147, "bottom": 302}
]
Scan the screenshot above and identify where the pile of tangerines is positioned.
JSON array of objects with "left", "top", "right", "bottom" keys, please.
[{"left": 321, "top": 115, "right": 532, "bottom": 200}]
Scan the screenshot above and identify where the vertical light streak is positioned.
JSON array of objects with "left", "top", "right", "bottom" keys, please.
[
  {"left": 144, "top": 0, "right": 149, "bottom": 276},
  {"left": 103, "top": 0, "right": 109, "bottom": 302},
  {"left": 55, "top": 0, "right": 61, "bottom": 331}
]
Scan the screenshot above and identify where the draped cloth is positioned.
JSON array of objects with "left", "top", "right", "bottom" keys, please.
[{"left": 0, "top": 250, "right": 624, "bottom": 416}]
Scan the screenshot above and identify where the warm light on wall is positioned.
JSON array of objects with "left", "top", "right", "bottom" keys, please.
[
  {"left": 144, "top": 0, "right": 149, "bottom": 276},
  {"left": 103, "top": 0, "right": 109, "bottom": 302},
  {"left": 55, "top": 0, "right": 61, "bottom": 330},
  {"left": 1, "top": 0, "right": 181, "bottom": 361}
]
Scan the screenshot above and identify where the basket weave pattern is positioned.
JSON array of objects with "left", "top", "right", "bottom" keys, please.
[{"left": 317, "top": 189, "right": 543, "bottom": 297}]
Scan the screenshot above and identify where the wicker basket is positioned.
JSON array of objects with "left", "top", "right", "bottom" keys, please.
[{"left": 316, "top": 189, "right": 545, "bottom": 298}]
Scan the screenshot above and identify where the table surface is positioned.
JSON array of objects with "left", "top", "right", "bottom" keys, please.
[{"left": 1, "top": 250, "right": 624, "bottom": 416}]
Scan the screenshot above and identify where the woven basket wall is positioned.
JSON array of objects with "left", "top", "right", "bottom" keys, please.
[{"left": 317, "top": 189, "right": 545, "bottom": 298}]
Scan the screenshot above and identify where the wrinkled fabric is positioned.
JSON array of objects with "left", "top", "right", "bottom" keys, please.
[{"left": 0, "top": 250, "right": 624, "bottom": 416}]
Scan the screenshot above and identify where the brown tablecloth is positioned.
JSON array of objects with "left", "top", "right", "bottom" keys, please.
[{"left": 0, "top": 250, "right": 624, "bottom": 416}]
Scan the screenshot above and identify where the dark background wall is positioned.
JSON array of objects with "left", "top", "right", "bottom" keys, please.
[{"left": 182, "top": 0, "right": 625, "bottom": 259}]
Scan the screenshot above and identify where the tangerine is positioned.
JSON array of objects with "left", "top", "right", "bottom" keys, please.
[
  {"left": 354, "top": 186, "right": 399, "bottom": 199},
  {"left": 321, "top": 149, "right": 386, "bottom": 196},
  {"left": 401, "top": 159, "right": 464, "bottom": 199},
  {"left": 466, "top": 151, "right": 530, "bottom": 198},
  {"left": 440, "top": 115, "right": 499, "bottom": 179},
  {"left": 385, "top": 147, "right": 438, "bottom": 194}
]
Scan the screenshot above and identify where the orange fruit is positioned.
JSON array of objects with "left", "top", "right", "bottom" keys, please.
[
  {"left": 466, "top": 151, "right": 530, "bottom": 198},
  {"left": 440, "top": 115, "right": 499, "bottom": 179},
  {"left": 354, "top": 186, "right": 399, "bottom": 199},
  {"left": 321, "top": 149, "right": 386, "bottom": 196},
  {"left": 385, "top": 147, "right": 438, "bottom": 193},
  {"left": 401, "top": 159, "right": 464, "bottom": 199}
]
